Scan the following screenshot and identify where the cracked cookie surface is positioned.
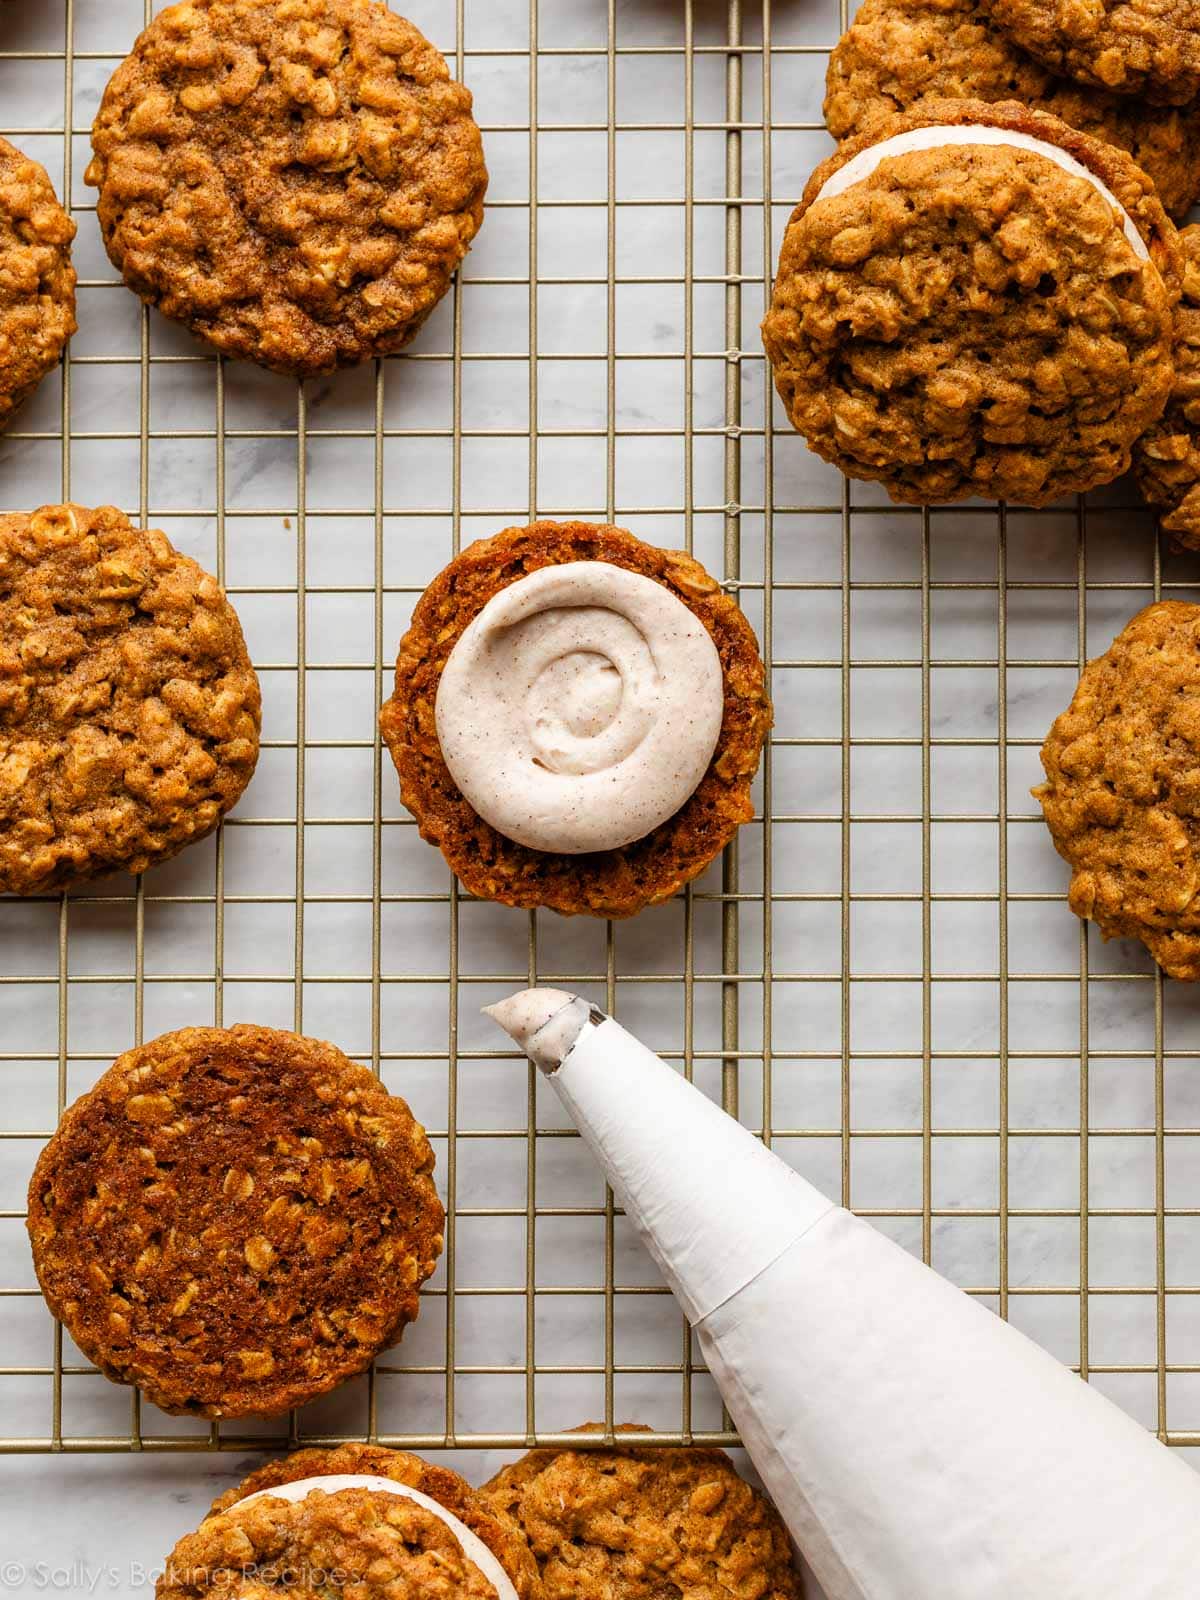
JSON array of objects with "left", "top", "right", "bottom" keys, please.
[
  {"left": 0, "top": 503, "right": 260, "bottom": 895},
  {"left": 984, "top": 0, "right": 1200, "bottom": 106},
  {"left": 27, "top": 1025, "right": 444, "bottom": 1417},
  {"left": 160, "top": 1485, "right": 495, "bottom": 1600},
  {"left": 762, "top": 101, "right": 1179, "bottom": 507},
  {"left": 1036, "top": 601, "right": 1200, "bottom": 979},
  {"left": 209, "top": 1442, "right": 542, "bottom": 1600},
  {"left": 0, "top": 136, "right": 75, "bottom": 429},
  {"left": 86, "top": 0, "right": 487, "bottom": 376},
  {"left": 481, "top": 1433, "right": 801, "bottom": 1600},
  {"left": 380, "top": 521, "right": 772, "bottom": 919},
  {"left": 825, "top": 0, "right": 1200, "bottom": 221}
]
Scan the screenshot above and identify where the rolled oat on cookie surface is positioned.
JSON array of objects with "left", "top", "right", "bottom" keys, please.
[
  {"left": 1135, "top": 224, "right": 1200, "bottom": 549},
  {"left": 762, "top": 100, "right": 1180, "bottom": 508},
  {"left": 379, "top": 521, "right": 772, "bottom": 919},
  {"left": 86, "top": 0, "right": 487, "bottom": 376},
  {"left": 0, "top": 503, "right": 259, "bottom": 895},
  {"left": 481, "top": 1429, "right": 802, "bottom": 1600},
  {"left": 27, "top": 1025, "right": 444, "bottom": 1418},
  {"left": 825, "top": 0, "right": 1200, "bottom": 221},
  {"left": 0, "top": 136, "right": 75, "bottom": 428},
  {"left": 983, "top": 0, "right": 1200, "bottom": 106},
  {"left": 208, "top": 1442, "right": 542, "bottom": 1600},
  {"left": 159, "top": 1484, "right": 499, "bottom": 1600},
  {"left": 1036, "top": 601, "right": 1200, "bottom": 980}
]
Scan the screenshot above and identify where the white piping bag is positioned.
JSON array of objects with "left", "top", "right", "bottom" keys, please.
[{"left": 485, "top": 989, "right": 1200, "bottom": 1600}]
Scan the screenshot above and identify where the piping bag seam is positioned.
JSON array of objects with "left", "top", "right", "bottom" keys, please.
[{"left": 697, "top": 1199, "right": 840, "bottom": 1327}]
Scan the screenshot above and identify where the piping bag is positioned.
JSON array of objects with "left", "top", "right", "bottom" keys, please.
[{"left": 485, "top": 989, "right": 1200, "bottom": 1600}]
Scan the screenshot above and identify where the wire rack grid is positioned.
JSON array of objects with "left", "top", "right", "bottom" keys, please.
[{"left": 2, "top": 0, "right": 1200, "bottom": 1484}]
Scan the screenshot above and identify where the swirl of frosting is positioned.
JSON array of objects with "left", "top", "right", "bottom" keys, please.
[{"left": 435, "top": 562, "right": 725, "bottom": 854}]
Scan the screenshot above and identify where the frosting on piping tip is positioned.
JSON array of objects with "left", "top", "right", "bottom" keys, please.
[
  {"left": 814, "top": 124, "right": 1151, "bottom": 263},
  {"left": 435, "top": 562, "right": 724, "bottom": 855},
  {"left": 484, "top": 988, "right": 593, "bottom": 1072}
]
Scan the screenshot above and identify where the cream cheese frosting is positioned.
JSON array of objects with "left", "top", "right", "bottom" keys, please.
[
  {"left": 435, "top": 561, "right": 725, "bottom": 854},
  {"left": 815, "top": 124, "right": 1151, "bottom": 263},
  {"left": 239, "top": 1473, "right": 519, "bottom": 1600}
]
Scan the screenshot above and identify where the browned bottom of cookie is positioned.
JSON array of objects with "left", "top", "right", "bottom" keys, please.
[
  {"left": 27, "top": 1026, "right": 444, "bottom": 1418},
  {"left": 380, "top": 522, "right": 772, "bottom": 919}
]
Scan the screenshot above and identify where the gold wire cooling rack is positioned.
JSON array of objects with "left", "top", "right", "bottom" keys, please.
[{"left": 1, "top": 0, "right": 1199, "bottom": 1471}]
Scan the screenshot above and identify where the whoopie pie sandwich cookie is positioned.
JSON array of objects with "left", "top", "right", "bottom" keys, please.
[
  {"left": 161, "top": 1447, "right": 535, "bottom": 1600},
  {"left": 27, "top": 1025, "right": 444, "bottom": 1418},
  {"left": 0, "top": 136, "right": 76, "bottom": 429},
  {"left": 1035, "top": 601, "right": 1200, "bottom": 980},
  {"left": 983, "top": 0, "right": 1200, "bottom": 106},
  {"left": 380, "top": 521, "right": 772, "bottom": 919},
  {"left": 86, "top": 0, "right": 487, "bottom": 377},
  {"left": 480, "top": 1429, "right": 802, "bottom": 1600},
  {"left": 825, "top": 0, "right": 1200, "bottom": 222},
  {"left": 0, "top": 503, "right": 260, "bottom": 895},
  {"left": 195, "top": 1442, "right": 541, "bottom": 1600},
  {"left": 762, "top": 100, "right": 1180, "bottom": 508}
]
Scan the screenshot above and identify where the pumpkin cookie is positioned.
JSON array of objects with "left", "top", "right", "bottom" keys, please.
[
  {"left": 0, "top": 136, "right": 75, "bottom": 428},
  {"left": 984, "top": 0, "right": 1200, "bottom": 106},
  {"left": 160, "top": 1482, "right": 504, "bottom": 1600},
  {"left": 825, "top": 0, "right": 1200, "bottom": 221},
  {"left": 763, "top": 101, "right": 1179, "bottom": 507},
  {"left": 379, "top": 521, "right": 772, "bottom": 919},
  {"left": 1135, "top": 224, "right": 1200, "bottom": 548},
  {"left": 0, "top": 503, "right": 259, "bottom": 895},
  {"left": 86, "top": 0, "right": 487, "bottom": 376},
  {"left": 207, "top": 1443, "right": 541, "bottom": 1599},
  {"left": 27, "top": 1025, "right": 444, "bottom": 1417},
  {"left": 480, "top": 1432, "right": 801, "bottom": 1600},
  {"left": 1035, "top": 602, "right": 1200, "bottom": 979}
]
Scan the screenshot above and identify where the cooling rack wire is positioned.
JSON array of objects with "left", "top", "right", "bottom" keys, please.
[{"left": 1, "top": 0, "right": 1199, "bottom": 1487}]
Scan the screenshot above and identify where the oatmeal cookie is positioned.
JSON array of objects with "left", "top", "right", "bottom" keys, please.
[
  {"left": 825, "top": 0, "right": 1200, "bottom": 221},
  {"left": 0, "top": 504, "right": 259, "bottom": 895},
  {"left": 480, "top": 1431, "right": 802, "bottom": 1600},
  {"left": 983, "top": 0, "right": 1200, "bottom": 105},
  {"left": 209, "top": 1443, "right": 541, "bottom": 1599},
  {"left": 1035, "top": 601, "right": 1200, "bottom": 979},
  {"left": 27, "top": 1025, "right": 444, "bottom": 1417},
  {"left": 0, "top": 136, "right": 75, "bottom": 428},
  {"left": 379, "top": 521, "right": 772, "bottom": 919},
  {"left": 86, "top": 0, "right": 487, "bottom": 377},
  {"left": 160, "top": 1485, "right": 497, "bottom": 1600},
  {"left": 762, "top": 100, "right": 1179, "bottom": 507},
  {"left": 1135, "top": 225, "right": 1200, "bottom": 549}
]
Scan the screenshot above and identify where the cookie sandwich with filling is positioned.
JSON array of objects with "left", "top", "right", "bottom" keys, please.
[
  {"left": 824, "top": 0, "right": 1200, "bottom": 221},
  {"left": 161, "top": 1442, "right": 540, "bottom": 1600},
  {"left": 380, "top": 521, "right": 772, "bottom": 919},
  {"left": 763, "top": 99, "right": 1181, "bottom": 508}
]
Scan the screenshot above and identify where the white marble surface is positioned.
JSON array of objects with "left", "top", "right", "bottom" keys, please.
[{"left": 1, "top": 0, "right": 1199, "bottom": 1594}]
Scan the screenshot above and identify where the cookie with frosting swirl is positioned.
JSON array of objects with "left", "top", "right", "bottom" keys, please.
[{"left": 380, "top": 521, "right": 772, "bottom": 919}]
